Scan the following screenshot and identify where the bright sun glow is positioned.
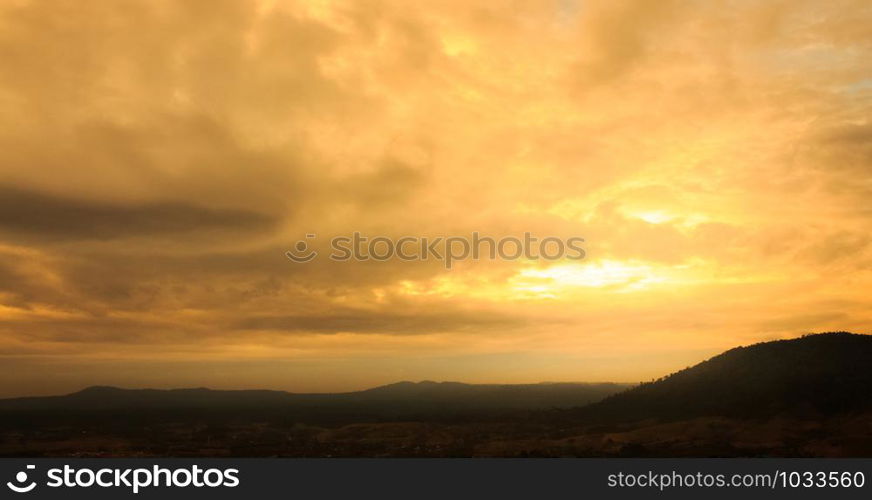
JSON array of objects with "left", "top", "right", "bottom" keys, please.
[
  {"left": 511, "top": 260, "right": 673, "bottom": 296},
  {"left": 633, "top": 211, "right": 675, "bottom": 224}
]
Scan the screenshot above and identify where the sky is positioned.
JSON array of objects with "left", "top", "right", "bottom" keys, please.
[{"left": 0, "top": 0, "right": 870, "bottom": 396}]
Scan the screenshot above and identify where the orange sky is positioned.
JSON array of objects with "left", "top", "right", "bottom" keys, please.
[{"left": 0, "top": 0, "right": 870, "bottom": 396}]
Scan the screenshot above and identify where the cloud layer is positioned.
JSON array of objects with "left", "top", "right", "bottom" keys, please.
[{"left": 0, "top": 0, "right": 870, "bottom": 395}]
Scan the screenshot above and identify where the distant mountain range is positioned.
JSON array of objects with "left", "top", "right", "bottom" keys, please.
[
  {"left": 2, "top": 332, "right": 870, "bottom": 425},
  {"left": 2, "top": 332, "right": 871, "bottom": 457},
  {"left": 571, "top": 331, "right": 872, "bottom": 422},
  {"left": 0, "top": 381, "right": 629, "bottom": 421}
]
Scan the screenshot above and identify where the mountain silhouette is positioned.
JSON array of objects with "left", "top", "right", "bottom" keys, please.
[
  {"left": 573, "top": 331, "right": 872, "bottom": 422},
  {"left": 1, "top": 332, "right": 871, "bottom": 457},
  {"left": 0, "top": 381, "right": 628, "bottom": 420}
]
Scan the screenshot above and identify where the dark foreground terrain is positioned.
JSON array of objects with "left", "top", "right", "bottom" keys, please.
[{"left": 2, "top": 332, "right": 871, "bottom": 457}]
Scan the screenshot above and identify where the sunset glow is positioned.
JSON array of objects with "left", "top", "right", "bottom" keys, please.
[{"left": 0, "top": 0, "right": 870, "bottom": 396}]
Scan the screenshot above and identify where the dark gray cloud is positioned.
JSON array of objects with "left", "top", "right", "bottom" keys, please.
[
  {"left": 0, "top": 315, "right": 180, "bottom": 345},
  {"left": 235, "top": 308, "right": 527, "bottom": 335},
  {"left": 337, "top": 159, "right": 429, "bottom": 209},
  {"left": 0, "top": 185, "right": 277, "bottom": 241}
]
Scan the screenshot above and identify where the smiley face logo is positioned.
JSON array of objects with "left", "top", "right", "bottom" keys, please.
[
  {"left": 286, "top": 234, "right": 318, "bottom": 263},
  {"left": 7, "top": 465, "right": 37, "bottom": 493}
]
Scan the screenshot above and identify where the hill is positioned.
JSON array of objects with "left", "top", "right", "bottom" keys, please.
[
  {"left": 0, "top": 381, "right": 629, "bottom": 422},
  {"left": 2, "top": 332, "right": 872, "bottom": 457},
  {"left": 573, "top": 331, "right": 872, "bottom": 422}
]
